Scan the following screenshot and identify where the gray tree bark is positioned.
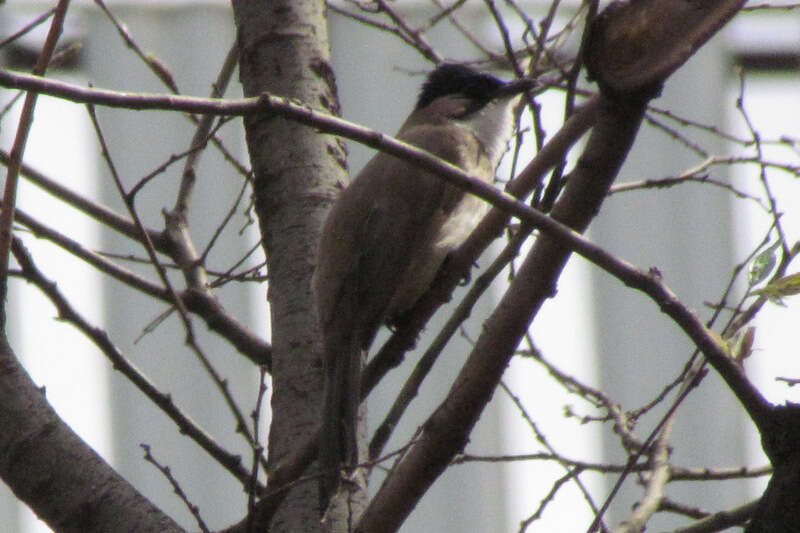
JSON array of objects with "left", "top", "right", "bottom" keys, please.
[{"left": 231, "top": 1, "right": 358, "bottom": 531}]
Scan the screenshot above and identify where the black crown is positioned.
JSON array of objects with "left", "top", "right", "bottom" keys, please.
[{"left": 416, "top": 63, "right": 504, "bottom": 110}]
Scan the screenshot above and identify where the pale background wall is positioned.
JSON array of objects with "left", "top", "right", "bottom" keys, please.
[{"left": 2, "top": 2, "right": 799, "bottom": 532}]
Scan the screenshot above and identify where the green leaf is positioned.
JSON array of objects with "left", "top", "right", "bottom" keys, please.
[
  {"left": 726, "top": 326, "right": 755, "bottom": 364},
  {"left": 748, "top": 241, "right": 780, "bottom": 287},
  {"left": 753, "top": 272, "right": 800, "bottom": 305}
]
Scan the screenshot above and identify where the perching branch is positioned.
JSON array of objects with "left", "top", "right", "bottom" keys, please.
[{"left": 358, "top": 94, "right": 648, "bottom": 533}]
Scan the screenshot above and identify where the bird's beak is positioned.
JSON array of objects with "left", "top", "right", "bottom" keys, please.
[{"left": 492, "top": 77, "right": 537, "bottom": 100}]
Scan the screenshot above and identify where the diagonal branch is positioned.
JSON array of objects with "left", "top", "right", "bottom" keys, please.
[
  {"left": 85, "top": 105, "right": 264, "bottom": 463},
  {"left": 0, "top": 331, "right": 186, "bottom": 533},
  {"left": 11, "top": 204, "right": 271, "bottom": 366},
  {"left": 0, "top": 149, "right": 160, "bottom": 244},
  {"left": 10, "top": 237, "right": 262, "bottom": 493},
  {"left": 0, "top": 244, "right": 184, "bottom": 532},
  {"left": 357, "top": 95, "right": 649, "bottom": 533},
  {"left": 362, "top": 95, "right": 601, "bottom": 395},
  {"left": 614, "top": 416, "right": 674, "bottom": 533},
  {"left": 5, "top": 67, "right": 767, "bottom": 420},
  {"left": 0, "top": 0, "right": 70, "bottom": 312}
]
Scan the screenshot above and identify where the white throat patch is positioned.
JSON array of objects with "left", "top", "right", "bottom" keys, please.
[{"left": 460, "top": 96, "right": 519, "bottom": 167}]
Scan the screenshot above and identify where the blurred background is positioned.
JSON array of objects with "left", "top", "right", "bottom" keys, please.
[{"left": 1, "top": 1, "right": 799, "bottom": 531}]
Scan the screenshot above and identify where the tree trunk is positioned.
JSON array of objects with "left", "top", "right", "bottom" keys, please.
[{"left": 231, "top": 1, "right": 356, "bottom": 531}]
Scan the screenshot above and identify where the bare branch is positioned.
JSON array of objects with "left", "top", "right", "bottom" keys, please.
[
  {"left": 373, "top": 0, "right": 443, "bottom": 63},
  {"left": 669, "top": 500, "right": 759, "bottom": 533},
  {"left": 357, "top": 95, "right": 647, "bottom": 533},
  {"left": 86, "top": 104, "right": 265, "bottom": 468},
  {"left": 0, "top": 148, "right": 158, "bottom": 243},
  {"left": 173, "top": 43, "right": 239, "bottom": 217},
  {"left": 0, "top": 7, "right": 56, "bottom": 49},
  {"left": 0, "top": 0, "right": 70, "bottom": 312},
  {"left": 362, "top": 95, "right": 601, "bottom": 396},
  {"left": 140, "top": 444, "right": 210, "bottom": 533},
  {"left": 614, "top": 417, "right": 673, "bottom": 533},
  {"left": 10, "top": 202, "right": 271, "bottom": 365},
  {"left": 10, "top": 237, "right": 262, "bottom": 493}
]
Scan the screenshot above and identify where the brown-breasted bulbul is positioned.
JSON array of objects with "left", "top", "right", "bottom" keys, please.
[{"left": 313, "top": 63, "right": 533, "bottom": 504}]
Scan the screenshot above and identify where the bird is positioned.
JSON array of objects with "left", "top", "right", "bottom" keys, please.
[{"left": 312, "top": 63, "right": 534, "bottom": 506}]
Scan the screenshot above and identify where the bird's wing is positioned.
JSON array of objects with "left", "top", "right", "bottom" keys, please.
[{"left": 348, "top": 144, "right": 447, "bottom": 347}]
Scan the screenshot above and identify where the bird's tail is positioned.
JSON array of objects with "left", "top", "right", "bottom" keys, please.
[{"left": 319, "top": 331, "right": 363, "bottom": 509}]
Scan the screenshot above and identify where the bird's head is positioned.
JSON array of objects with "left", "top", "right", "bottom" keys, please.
[{"left": 412, "top": 63, "right": 534, "bottom": 165}]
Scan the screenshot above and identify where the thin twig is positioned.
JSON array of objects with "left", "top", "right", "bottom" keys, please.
[
  {"left": 0, "top": 7, "right": 57, "bottom": 49},
  {"left": 140, "top": 444, "right": 210, "bottom": 533},
  {"left": 368, "top": 226, "right": 529, "bottom": 462},
  {"left": 614, "top": 415, "right": 673, "bottom": 533},
  {"left": 736, "top": 69, "right": 789, "bottom": 251},
  {"left": 86, "top": 105, "right": 266, "bottom": 467},
  {"left": 374, "top": 0, "right": 443, "bottom": 63},
  {"left": 246, "top": 366, "right": 269, "bottom": 533},
  {"left": 500, "top": 380, "right": 608, "bottom": 532},
  {"left": 93, "top": 0, "right": 180, "bottom": 93},
  {"left": 10, "top": 237, "right": 261, "bottom": 492},
  {"left": 0, "top": 0, "right": 70, "bottom": 313},
  {"left": 174, "top": 43, "right": 239, "bottom": 216},
  {"left": 199, "top": 165, "right": 251, "bottom": 264},
  {"left": 429, "top": 0, "right": 497, "bottom": 59},
  {"left": 667, "top": 500, "right": 759, "bottom": 533}
]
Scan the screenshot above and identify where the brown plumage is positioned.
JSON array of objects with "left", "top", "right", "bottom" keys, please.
[{"left": 312, "top": 64, "right": 531, "bottom": 509}]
